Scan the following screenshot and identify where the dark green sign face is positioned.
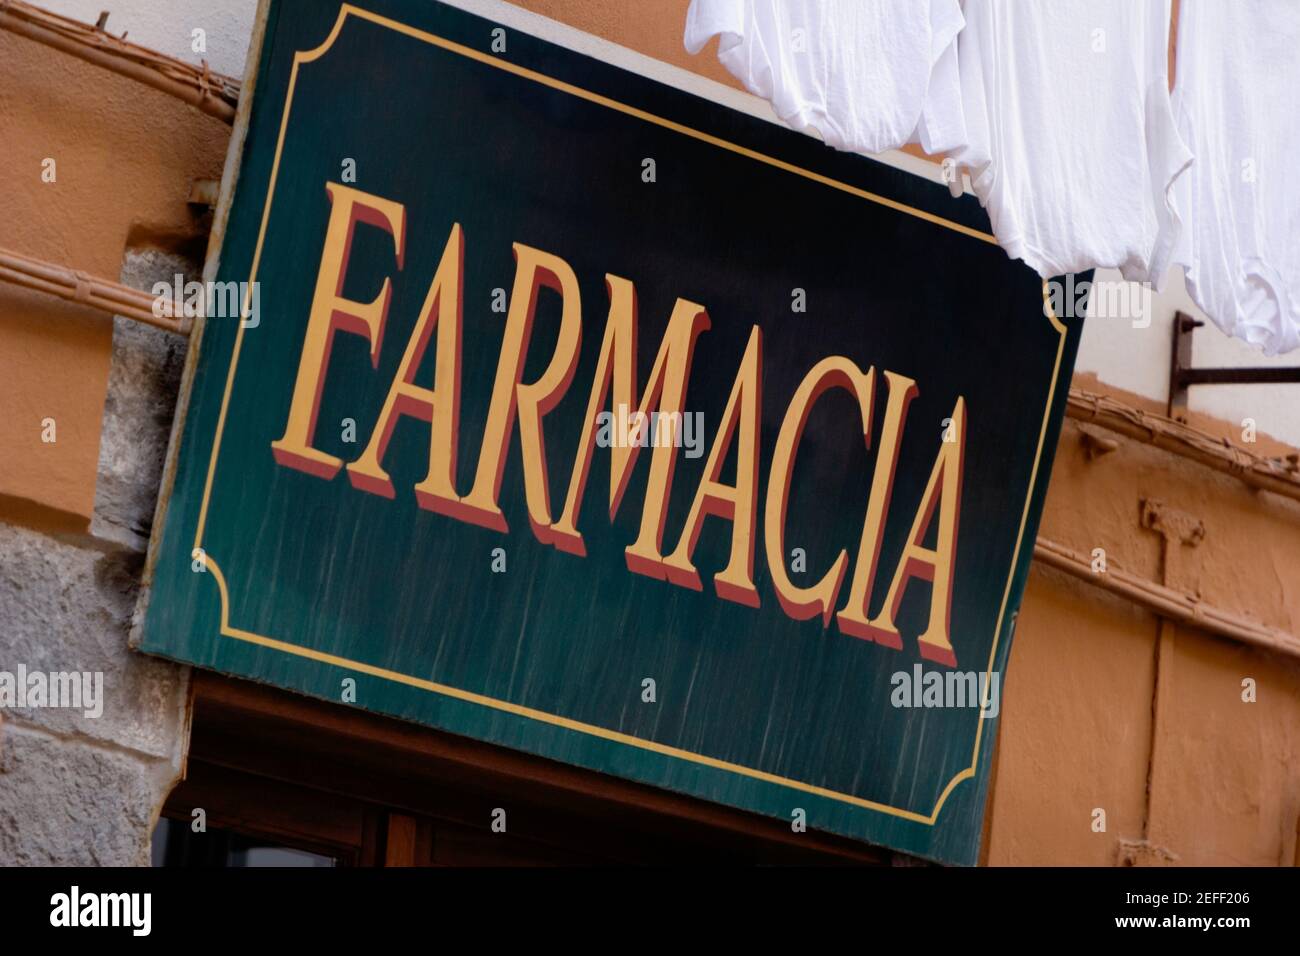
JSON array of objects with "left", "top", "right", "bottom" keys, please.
[{"left": 138, "top": 0, "right": 1081, "bottom": 864}]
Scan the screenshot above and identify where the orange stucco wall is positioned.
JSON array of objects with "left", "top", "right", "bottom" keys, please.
[
  {"left": 0, "top": 29, "right": 229, "bottom": 530},
  {"left": 988, "top": 407, "right": 1300, "bottom": 865},
  {"left": 512, "top": 0, "right": 739, "bottom": 86}
]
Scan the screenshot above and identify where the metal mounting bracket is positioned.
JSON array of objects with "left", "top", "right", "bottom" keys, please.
[{"left": 1168, "top": 311, "right": 1300, "bottom": 421}]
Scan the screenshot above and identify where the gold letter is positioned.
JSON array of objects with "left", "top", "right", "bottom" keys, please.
[
  {"left": 456, "top": 243, "right": 582, "bottom": 536},
  {"left": 271, "top": 182, "right": 405, "bottom": 479},
  {"left": 836, "top": 371, "right": 918, "bottom": 640},
  {"left": 855, "top": 395, "right": 967, "bottom": 666},
  {"left": 765, "top": 357, "right": 874, "bottom": 625},
  {"left": 548, "top": 276, "right": 711, "bottom": 558},
  {"left": 346, "top": 223, "right": 464, "bottom": 510},
  {"left": 660, "top": 326, "right": 762, "bottom": 607}
]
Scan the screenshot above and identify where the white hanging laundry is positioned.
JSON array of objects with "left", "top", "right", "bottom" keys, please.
[
  {"left": 1170, "top": 0, "right": 1300, "bottom": 355},
  {"left": 683, "top": 0, "right": 968, "bottom": 155},
  {"left": 953, "top": 0, "right": 1191, "bottom": 281}
]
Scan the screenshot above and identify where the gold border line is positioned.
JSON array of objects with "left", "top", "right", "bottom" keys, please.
[{"left": 189, "top": 2, "right": 1068, "bottom": 828}]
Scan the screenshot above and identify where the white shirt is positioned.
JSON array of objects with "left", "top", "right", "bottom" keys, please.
[
  {"left": 684, "top": 0, "right": 968, "bottom": 155},
  {"left": 954, "top": 0, "right": 1191, "bottom": 281},
  {"left": 1170, "top": 0, "right": 1300, "bottom": 354}
]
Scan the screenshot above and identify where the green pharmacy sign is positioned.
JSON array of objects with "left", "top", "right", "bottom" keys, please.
[{"left": 137, "top": 0, "right": 1083, "bottom": 865}]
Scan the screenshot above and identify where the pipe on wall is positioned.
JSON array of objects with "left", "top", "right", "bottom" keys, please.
[
  {"left": 0, "top": 246, "right": 188, "bottom": 334},
  {"left": 1033, "top": 537, "right": 1300, "bottom": 660},
  {"left": 0, "top": 0, "right": 238, "bottom": 123},
  {"left": 1065, "top": 389, "right": 1300, "bottom": 504}
]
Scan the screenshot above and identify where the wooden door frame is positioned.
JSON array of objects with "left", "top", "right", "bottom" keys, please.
[{"left": 162, "top": 670, "right": 893, "bottom": 865}]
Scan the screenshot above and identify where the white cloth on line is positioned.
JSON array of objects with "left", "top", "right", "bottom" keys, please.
[
  {"left": 952, "top": 0, "right": 1192, "bottom": 281},
  {"left": 1169, "top": 0, "right": 1300, "bottom": 355},
  {"left": 683, "top": 0, "right": 968, "bottom": 155}
]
